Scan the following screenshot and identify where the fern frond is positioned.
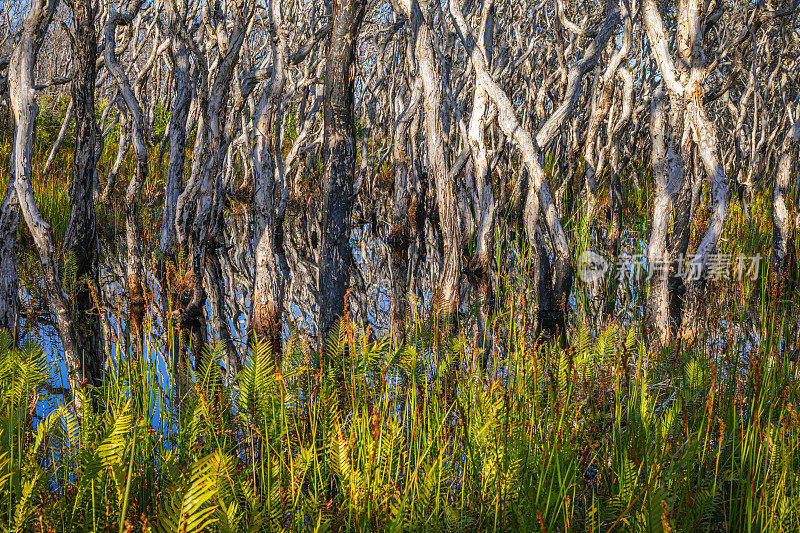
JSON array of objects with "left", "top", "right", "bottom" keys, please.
[{"left": 158, "top": 453, "right": 221, "bottom": 533}]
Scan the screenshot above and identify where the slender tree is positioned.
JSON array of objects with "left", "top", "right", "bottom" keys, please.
[
  {"left": 103, "top": 0, "right": 149, "bottom": 346},
  {"left": 10, "top": 0, "right": 87, "bottom": 402},
  {"left": 399, "top": 0, "right": 462, "bottom": 330},
  {"left": 0, "top": 158, "right": 19, "bottom": 335},
  {"left": 318, "top": 0, "right": 366, "bottom": 345},
  {"left": 772, "top": 100, "right": 800, "bottom": 286},
  {"left": 63, "top": 0, "right": 102, "bottom": 390}
]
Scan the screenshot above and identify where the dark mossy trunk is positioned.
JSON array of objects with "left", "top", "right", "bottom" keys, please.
[
  {"left": 0, "top": 177, "right": 20, "bottom": 336},
  {"left": 318, "top": 0, "right": 365, "bottom": 347},
  {"left": 64, "top": 0, "right": 103, "bottom": 391}
]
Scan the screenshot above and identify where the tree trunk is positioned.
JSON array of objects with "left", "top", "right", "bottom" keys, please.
[
  {"left": 388, "top": 79, "right": 423, "bottom": 344},
  {"left": 159, "top": 0, "right": 192, "bottom": 374},
  {"left": 0, "top": 171, "right": 20, "bottom": 335},
  {"left": 161, "top": 0, "right": 192, "bottom": 255},
  {"left": 771, "top": 102, "right": 800, "bottom": 289},
  {"left": 642, "top": 0, "right": 732, "bottom": 343},
  {"left": 101, "top": 97, "right": 129, "bottom": 202},
  {"left": 466, "top": 86, "right": 495, "bottom": 362},
  {"left": 252, "top": 0, "right": 289, "bottom": 361},
  {"left": 63, "top": 0, "right": 103, "bottom": 390},
  {"left": 647, "top": 87, "right": 685, "bottom": 346},
  {"left": 402, "top": 0, "right": 462, "bottom": 328},
  {"left": 679, "top": 100, "right": 730, "bottom": 341},
  {"left": 450, "top": 0, "right": 593, "bottom": 344},
  {"left": 11, "top": 0, "right": 87, "bottom": 405},
  {"left": 104, "top": 3, "right": 148, "bottom": 346},
  {"left": 180, "top": 0, "right": 254, "bottom": 368},
  {"left": 318, "top": 0, "right": 365, "bottom": 345}
]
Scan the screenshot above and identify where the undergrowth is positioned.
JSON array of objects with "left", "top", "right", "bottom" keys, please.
[{"left": 2, "top": 303, "right": 800, "bottom": 532}]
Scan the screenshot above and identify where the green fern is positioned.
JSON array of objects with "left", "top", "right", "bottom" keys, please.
[
  {"left": 158, "top": 453, "right": 222, "bottom": 533},
  {"left": 62, "top": 248, "right": 78, "bottom": 295}
]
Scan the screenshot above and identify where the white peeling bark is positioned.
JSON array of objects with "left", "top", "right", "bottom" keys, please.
[
  {"left": 160, "top": 0, "right": 192, "bottom": 254},
  {"left": 647, "top": 87, "right": 685, "bottom": 346},
  {"left": 772, "top": 101, "right": 800, "bottom": 283},
  {"left": 534, "top": 2, "right": 622, "bottom": 151},
  {"left": 178, "top": 0, "right": 254, "bottom": 371},
  {"left": 252, "top": 0, "right": 290, "bottom": 361},
  {"left": 642, "top": 0, "right": 732, "bottom": 342},
  {"left": 463, "top": 3, "right": 496, "bottom": 362},
  {"left": 100, "top": 100, "right": 129, "bottom": 201},
  {"left": 466, "top": 83, "right": 495, "bottom": 360},
  {"left": 104, "top": 0, "right": 149, "bottom": 343},
  {"left": 11, "top": 0, "right": 86, "bottom": 402},
  {"left": 399, "top": 0, "right": 462, "bottom": 327},
  {"left": 450, "top": 0, "right": 582, "bottom": 340}
]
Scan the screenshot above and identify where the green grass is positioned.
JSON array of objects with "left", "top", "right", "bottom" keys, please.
[
  {"left": 3, "top": 97, "right": 800, "bottom": 532},
  {"left": 1, "top": 290, "right": 800, "bottom": 532}
]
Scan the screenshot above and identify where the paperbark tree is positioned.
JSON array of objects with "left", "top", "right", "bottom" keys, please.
[
  {"left": 0, "top": 161, "right": 19, "bottom": 335},
  {"left": 11, "top": 0, "right": 88, "bottom": 404},
  {"left": 399, "top": 0, "right": 462, "bottom": 329},
  {"left": 318, "top": 0, "right": 366, "bottom": 345},
  {"left": 63, "top": 0, "right": 102, "bottom": 389},
  {"left": 4, "top": 0, "right": 799, "bottom": 391},
  {"left": 161, "top": 0, "right": 192, "bottom": 255},
  {"left": 462, "top": 2, "right": 495, "bottom": 361},
  {"left": 104, "top": 0, "right": 149, "bottom": 346},
  {"left": 646, "top": 86, "right": 685, "bottom": 347},
  {"left": 174, "top": 0, "right": 254, "bottom": 378},
  {"left": 450, "top": 0, "right": 620, "bottom": 342},
  {"left": 642, "top": 0, "right": 731, "bottom": 342},
  {"left": 252, "top": 0, "right": 291, "bottom": 361},
  {"left": 42, "top": 99, "right": 72, "bottom": 177},
  {"left": 772, "top": 100, "right": 800, "bottom": 286},
  {"left": 389, "top": 78, "right": 423, "bottom": 343}
]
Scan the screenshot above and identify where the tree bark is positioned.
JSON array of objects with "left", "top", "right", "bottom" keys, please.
[
  {"left": 161, "top": 0, "right": 192, "bottom": 255},
  {"left": 389, "top": 79, "right": 423, "bottom": 344},
  {"left": 0, "top": 167, "right": 20, "bottom": 335},
  {"left": 252, "top": 0, "right": 290, "bottom": 362},
  {"left": 101, "top": 103, "right": 129, "bottom": 201},
  {"left": 450, "top": 0, "right": 599, "bottom": 343},
  {"left": 63, "top": 0, "right": 103, "bottom": 390},
  {"left": 11, "top": 0, "right": 88, "bottom": 405},
  {"left": 464, "top": 9, "right": 495, "bottom": 362},
  {"left": 642, "top": 0, "right": 732, "bottom": 343},
  {"left": 178, "top": 0, "right": 254, "bottom": 369},
  {"left": 401, "top": 0, "right": 462, "bottom": 328},
  {"left": 318, "top": 0, "right": 366, "bottom": 345},
  {"left": 647, "top": 86, "right": 685, "bottom": 346},
  {"left": 104, "top": 0, "right": 148, "bottom": 345},
  {"left": 772, "top": 101, "right": 800, "bottom": 286}
]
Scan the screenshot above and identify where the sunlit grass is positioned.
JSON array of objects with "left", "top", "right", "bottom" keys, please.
[
  {"left": 1, "top": 281, "right": 799, "bottom": 532},
  {"left": 2, "top": 93, "right": 799, "bottom": 533}
]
